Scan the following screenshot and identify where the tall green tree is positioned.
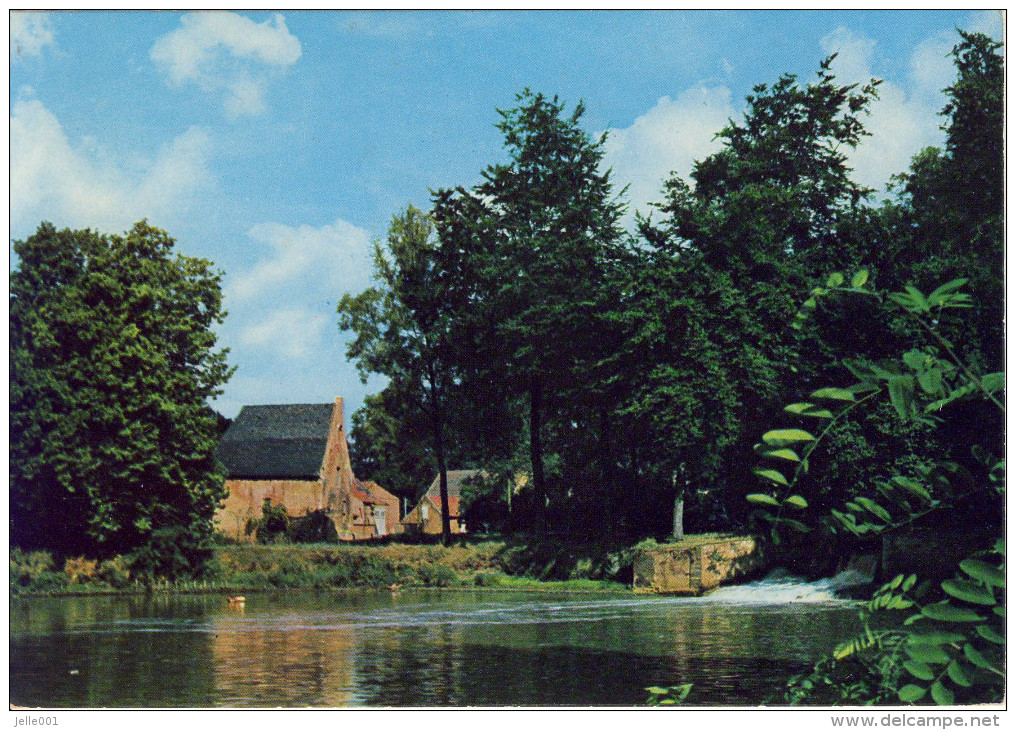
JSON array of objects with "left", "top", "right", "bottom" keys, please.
[
  {"left": 886, "top": 31, "right": 1004, "bottom": 373},
  {"left": 637, "top": 58, "right": 884, "bottom": 528},
  {"left": 10, "top": 221, "right": 233, "bottom": 573},
  {"left": 432, "top": 90, "right": 627, "bottom": 529},
  {"left": 338, "top": 205, "right": 458, "bottom": 545}
]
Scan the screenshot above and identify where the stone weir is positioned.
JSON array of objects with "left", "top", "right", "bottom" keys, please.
[{"left": 632, "top": 535, "right": 764, "bottom": 595}]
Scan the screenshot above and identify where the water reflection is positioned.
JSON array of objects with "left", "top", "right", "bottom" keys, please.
[{"left": 11, "top": 588, "right": 860, "bottom": 708}]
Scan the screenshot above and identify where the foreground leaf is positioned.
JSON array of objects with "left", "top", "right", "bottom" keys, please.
[
  {"left": 810, "top": 387, "right": 856, "bottom": 402},
  {"left": 941, "top": 578, "right": 995, "bottom": 606},
  {"left": 908, "top": 630, "right": 965, "bottom": 646},
  {"left": 946, "top": 660, "right": 972, "bottom": 687},
  {"left": 975, "top": 625, "right": 1005, "bottom": 644},
  {"left": 903, "top": 660, "right": 935, "bottom": 681},
  {"left": 921, "top": 601, "right": 985, "bottom": 622},
  {"left": 758, "top": 447, "right": 801, "bottom": 462},
  {"left": 762, "top": 429, "right": 815, "bottom": 445},
  {"left": 930, "top": 680, "right": 954, "bottom": 706},
  {"left": 962, "top": 643, "right": 997, "bottom": 671},
  {"left": 784, "top": 402, "right": 834, "bottom": 418},
  {"left": 905, "top": 643, "right": 950, "bottom": 664},
  {"left": 898, "top": 684, "right": 926, "bottom": 703},
  {"left": 959, "top": 559, "right": 1004, "bottom": 588},
  {"left": 784, "top": 495, "right": 808, "bottom": 509},
  {"left": 753, "top": 469, "right": 789, "bottom": 486}
]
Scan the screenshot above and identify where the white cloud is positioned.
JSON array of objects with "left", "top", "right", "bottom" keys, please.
[
  {"left": 223, "top": 74, "right": 268, "bottom": 117},
  {"left": 227, "top": 219, "right": 373, "bottom": 305},
  {"left": 601, "top": 86, "right": 735, "bottom": 223},
  {"left": 910, "top": 12, "right": 1004, "bottom": 97},
  {"left": 10, "top": 96, "right": 213, "bottom": 235},
  {"left": 224, "top": 219, "right": 373, "bottom": 368},
  {"left": 239, "top": 308, "right": 327, "bottom": 358},
  {"left": 820, "top": 26, "right": 876, "bottom": 86},
  {"left": 150, "top": 12, "right": 301, "bottom": 117},
  {"left": 964, "top": 10, "right": 1004, "bottom": 39},
  {"left": 10, "top": 12, "right": 54, "bottom": 60},
  {"left": 910, "top": 31, "right": 956, "bottom": 95},
  {"left": 821, "top": 27, "right": 944, "bottom": 194}
]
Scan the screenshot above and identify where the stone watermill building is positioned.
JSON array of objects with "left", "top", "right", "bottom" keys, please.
[{"left": 214, "top": 397, "right": 400, "bottom": 542}]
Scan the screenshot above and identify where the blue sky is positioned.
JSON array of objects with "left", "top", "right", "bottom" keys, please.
[{"left": 9, "top": 9, "right": 1003, "bottom": 419}]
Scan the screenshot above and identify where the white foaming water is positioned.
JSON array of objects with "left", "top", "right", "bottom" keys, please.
[{"left": 698, "top": 568, "right": 869, "bottom": 605}]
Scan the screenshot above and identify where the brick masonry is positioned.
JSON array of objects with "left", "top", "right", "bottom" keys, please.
[{"left": 632, "top": 536, "right": 763, "bottom": 595}]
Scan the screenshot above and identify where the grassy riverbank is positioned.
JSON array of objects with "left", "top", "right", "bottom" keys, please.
[{"left": 11, "top": 536, "right": 653, "bottom": 597}]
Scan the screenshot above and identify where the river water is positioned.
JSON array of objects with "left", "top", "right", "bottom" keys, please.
[{"left": 10, "top": 573, "right": 864, "bottom": 707}]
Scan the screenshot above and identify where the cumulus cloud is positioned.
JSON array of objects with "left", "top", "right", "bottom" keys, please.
[
  {"left": 910, "top": 11, "right": 1004, "bottom": 97},
  {"left": 226, "top": 218, "right": 373, "bottom": 362},
  {"left": 821, "top": 27, "right": 944, "bottom": 194},
  {"left": 601, "top": 85, "right": 735, "bottom": 223},
  {"left": 10, "top": 12, "right": 54, "bottom": 60},
  {"left": 10, "top": 96, "right": 212, "bottom": 235},
  {"left": 909, "top": 31, "right": 957, "bottom": 96},
  {"left": 150, "top": 11, "right": 301, "bottom": 117},
  {"left": 820, "top": 26, "right": 876, "bottom": 86},
  {"left": 964, "top": 10, "right": 1004, "bottom": 39},
  {"left": 228, "top": 219, "right": 373, "bottom": 304},
  {"left": 238, "top": 308, "right": 328, "bottom": 358}
]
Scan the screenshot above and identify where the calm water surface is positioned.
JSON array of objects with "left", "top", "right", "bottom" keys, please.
[{"left": 11, "top": 577, "right": 861, "bottom": 707}]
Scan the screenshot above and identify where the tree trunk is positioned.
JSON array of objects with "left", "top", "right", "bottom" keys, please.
[
  {"left": 600, "top": 406, "right": 621, "bottom": 537},
  {"left": 672, "top": 491, "right": 685, "bottom": 542},
  {"left": 672, "top": 469, "right": 685, "bottom": 542},
  {"left": 433, "top": 409, "right": 452, "bottom": 547},
  {"left": 529, "top": 376, "right": 546, "bottom": 532},
  {"left": 427, "top": 374, "right": 453, "bottom": 548}
]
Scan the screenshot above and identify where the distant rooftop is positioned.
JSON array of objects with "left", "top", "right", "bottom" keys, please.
[{"left": 424, "top": 469, "right": 486, "bottom": 499}]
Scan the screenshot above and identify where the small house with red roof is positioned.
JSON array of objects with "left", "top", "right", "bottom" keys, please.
[
  {"left": 215, "top": 397, "right": 401, "bottom": 542},
  {"left": 400, "top": 470, "right": 481, "bottom": 536},
  {"left": 350, "top": 478, "right": 401, "bottom": 540}
]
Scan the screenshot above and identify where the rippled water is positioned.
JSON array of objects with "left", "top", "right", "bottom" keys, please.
[{"left": 10, "top": 575, "right": 862, "bottom": 707}]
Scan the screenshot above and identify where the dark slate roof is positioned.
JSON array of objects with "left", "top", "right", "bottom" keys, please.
[{"left": 218, "top": 403, "right": 334, "bottom": 479}]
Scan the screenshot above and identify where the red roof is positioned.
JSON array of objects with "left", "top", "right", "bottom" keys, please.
[
  {"left": 352, "top": 478, "right": 396, "bottom": 505},
  {"left": 427, "top": 494, "right": 461, "bottom": 518}
]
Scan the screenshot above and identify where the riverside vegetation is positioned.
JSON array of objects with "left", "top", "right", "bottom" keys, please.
[{"left": 10, "top": 537, "right": 646, "bottom": 597}]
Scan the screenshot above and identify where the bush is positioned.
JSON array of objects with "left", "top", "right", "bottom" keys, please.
[
  {"left": 418, "top": 563, "right": 459, "bottom": 587},
  {"left": 288, "top": 510, "right": 339, "bottom": 543},
  {"left": 320, "top": 562, "right": 354, "bottom": 587},
  {"left": 474, "top": 572, "right": 501, "bottom": 587},
  {"left": 128, "top": 525, "right": 213, "bottom": 580},
  {"left": 353, "top": 555, "right": 399, "bottom": 587},
  {"left": 248, "top": 499, "right": 289, "bottom": 544},
  {"left": 97, "top": 556, "right": 132, "bottom": 588},
  {"left": 27, "top": 570, "right": 70, "bottom": 593},
  {"left": 10, "top": 548, "right": 56, "bottom": 586},
  {"left": 64, "top": 556, "right": 99, "bottom": 584}
]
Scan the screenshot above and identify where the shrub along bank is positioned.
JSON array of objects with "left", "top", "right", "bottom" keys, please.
[{"left": 10, "top": 537, "right": 642, "bottom": 596}]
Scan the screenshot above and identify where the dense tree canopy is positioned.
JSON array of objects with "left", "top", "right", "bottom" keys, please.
[
  {"left": 431, "top": 90, "right": 627, "bottom": 528},
  {"left": 345, "top": 33, "right": 1002, "bottom": 546},
  {"left": 10, "top": 221, "right": 233, "bottom": 574}
]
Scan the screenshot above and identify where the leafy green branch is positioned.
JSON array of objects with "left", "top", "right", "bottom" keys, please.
[
  {"left": 646, "top": 683, "right": 693, "bottom": 706},
  {"left": 834, "top": 539, "right": 1005, "bottom": 705},
  {"left": 749, "top": 272, "right": 1004, "bottom": 545}
]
